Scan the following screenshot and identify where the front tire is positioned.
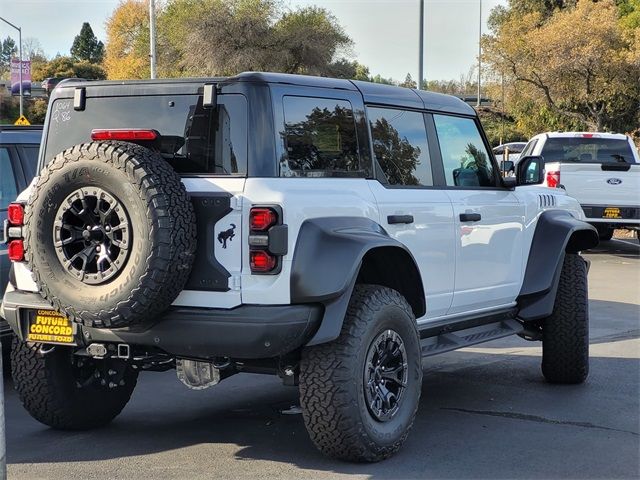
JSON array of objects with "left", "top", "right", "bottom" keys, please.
[
  {"left": 300, "top": 285, "right": 422, "bottom": 462},
  {"left": 541, "top": 253, "right": 589, "bottom": 384},
  {"left": 11, "top": 338, "right": 138, "bottom": 429}
]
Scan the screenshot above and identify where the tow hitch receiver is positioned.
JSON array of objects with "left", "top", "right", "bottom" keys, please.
[{"left": 86, "top": 343, "right": 131, "bottom": 360}]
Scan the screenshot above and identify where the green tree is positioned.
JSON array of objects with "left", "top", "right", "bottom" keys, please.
[
  {"left": 105, "top": 0, "right": 359, "bottom": 79},
  {"left": 32, "top": 56, "right": 106, "bottom": 82},
  {"left": 0, "top": 36, "right": 17, "bottom": 78},
  {"left": 484, "top": 0, "right": 640, "bottom": 133},
  {"left": 71, "top": 22, "right": 105, "bottom": 63},
  {"left": 399, "top": 73, "right": 416, "bottom": 89}
]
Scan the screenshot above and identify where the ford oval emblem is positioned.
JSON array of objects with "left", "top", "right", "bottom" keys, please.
[{"left": 607, "top": 178, "right": 622, "bottom": 185}]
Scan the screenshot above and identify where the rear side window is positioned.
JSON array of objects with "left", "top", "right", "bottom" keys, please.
[
  {"left": 541, "top": 137, "right": 636, "bottom": 164},
  {"left": 367, "top": 107, "right": 433, "bottom": 186},
  {"left": 0, "top": 148, "right": 18, "bottom": 210},
  {"left": 44, "top": 94, "right": 248, "bottom": 175},
  {"left": 433, "top": 114, "right": 497, "bottom": 188},
  {"left": 280, "top": 96, "right": 362, "bottom": 177},
  {"left": 19, "top": 145, "right": 39, "bottom": 179}
]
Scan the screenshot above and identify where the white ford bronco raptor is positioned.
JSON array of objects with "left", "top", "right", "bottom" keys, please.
[{"left": 1, "top": 73, "right": 599, "bottom": 462}]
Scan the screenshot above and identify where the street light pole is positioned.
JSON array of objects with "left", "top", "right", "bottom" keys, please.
[
  {"left": 0, "top": 16, "right": 23, "bottom": 117},
  {"left": 476, "top": 0, "right": 482, "bottom": 108},
  {"left": 149, "top": 0, "right": 157, "bottom": 79},
  {"left": 418, "top": 0, "right": 424, "bottom": 90}
]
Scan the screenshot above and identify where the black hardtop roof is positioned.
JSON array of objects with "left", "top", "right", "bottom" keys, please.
[{"left": 56, "top": 72, "right": 475, "bottom": 115}]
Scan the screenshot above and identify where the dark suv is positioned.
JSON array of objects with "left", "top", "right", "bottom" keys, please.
[{"left": 0, "top": 125, "right": 42, "bottom": 341}]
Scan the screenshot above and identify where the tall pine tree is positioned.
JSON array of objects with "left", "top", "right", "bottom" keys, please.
[{"left": 70, "top": 23, "right": 104, "bottom": 63}]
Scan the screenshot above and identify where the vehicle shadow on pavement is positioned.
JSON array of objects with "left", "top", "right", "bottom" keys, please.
[
  {"left": 5, "top": 331, "right": 639, "bottom": 479},
  {"left": 586, "top": 238, "right": 639, "bottom": 259}
]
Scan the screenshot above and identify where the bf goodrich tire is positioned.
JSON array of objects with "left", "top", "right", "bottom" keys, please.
[
  {"left": 25, "top": 141, "right": 196, "bottom": 329},
  {"left": 11, "top": 337, "right": 138, "bottom": 429},
  {"left": 542, "top": 253, "right": 589, "bottom": 384},
  {"left": 300, "top": 285, "right": 422, "bottom": 462}
]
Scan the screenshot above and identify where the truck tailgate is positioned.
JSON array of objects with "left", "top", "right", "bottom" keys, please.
[{"left": 557, "top": 163, "right": 640, "bottom": 207}]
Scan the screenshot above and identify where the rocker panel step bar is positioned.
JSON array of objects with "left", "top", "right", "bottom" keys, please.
[{"left": 420, "top": 319, "right": 523, "bottom": 357}]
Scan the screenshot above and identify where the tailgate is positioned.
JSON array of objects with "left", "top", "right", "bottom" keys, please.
[
  {"left": 557, "top": 163, "right": 640, "bottom": 207},
  {"left": 172, "top": 177, "right": 246, "bottom": 308}
]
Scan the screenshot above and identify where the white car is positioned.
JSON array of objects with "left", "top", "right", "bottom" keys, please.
[
  {"left": 520, "top": 132, "right": 640, "bottom": 240},
  {"left": 2, "top": 74, "right": 598, "bottom": 462},
  {"left": 493, "top": 141, "right": 527, "bottom": 165}
]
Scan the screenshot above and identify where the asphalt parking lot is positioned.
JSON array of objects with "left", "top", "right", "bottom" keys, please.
[{"left": 4, "top": 238, "right": 639, "bottom": 480}]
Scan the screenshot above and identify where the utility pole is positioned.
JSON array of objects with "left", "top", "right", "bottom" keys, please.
[
  {"left": 476, "top": 0, "right": 482, "bottom": 108},
  {"left": 0, "top": 16, "right": 23, "bottom": 117},
  {"left": 418, "top": 0, "right": 424, "bottom": 90},
  {"left": 149, "top": 0, "right": 157, "bottom": 79}
]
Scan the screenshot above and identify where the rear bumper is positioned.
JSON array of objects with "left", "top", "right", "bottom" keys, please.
[
  {"left": 1, "top": 289, "right": 322, "bottom": 360},
  {"left": 581, "top": 205, "right": 640, "bottom": 226}
]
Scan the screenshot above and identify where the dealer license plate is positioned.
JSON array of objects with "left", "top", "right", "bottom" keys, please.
[
  {"left": 27, "top": 310, "right": 76, "bottom": 345},
  {"left": 603, "top": 207, "right": 621, "bottom": 219}
]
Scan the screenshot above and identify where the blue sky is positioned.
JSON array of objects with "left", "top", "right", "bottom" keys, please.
[{"left": 0, "top": 0, "right": 506, "bottom": 81}]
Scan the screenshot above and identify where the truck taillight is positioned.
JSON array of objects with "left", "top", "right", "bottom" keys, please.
[
  {"left": 250, "top": 250, "right": 277, "bottom": 272},
  {"left": 250, "top": 207, "right": 277, "bottom": 231},
  {"left": 8, "top": 240, "right": 25, "bottom": 262},
  {"left": 248, "top": 206, "right": 285, "bottom": 274},
  {"left": 546, "top": 170, "right": 560, "bottom": 188},
  {"left": 7, "top": 203, "right": 24, "bottom": 225}
]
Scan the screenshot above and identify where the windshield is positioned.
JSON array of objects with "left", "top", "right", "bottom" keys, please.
[{"left": 541, "top": 137, "right": 636, "bottom": 164}]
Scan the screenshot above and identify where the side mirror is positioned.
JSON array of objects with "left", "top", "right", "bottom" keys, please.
[{"left": 516, "top": 155, "right": 545, "bottom": 186}]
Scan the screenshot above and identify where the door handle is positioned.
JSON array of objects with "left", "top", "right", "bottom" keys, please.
[
  {"left": 387, "top": 215, "right": 414, "bottom": 224},
  {"left": 460, "top": 213, "right": 481, "bottom": 222}
]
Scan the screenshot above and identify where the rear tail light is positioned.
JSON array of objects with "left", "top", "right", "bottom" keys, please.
[
  {"left": 546, "top": 170, "right": 560, "bottom": 188},
  {"left": 8, "top": 240, "right": 25, "bottom": 262},
  {"left": 90, "top": 129, "right": 158, "bottom": 141},
  {"left": 248, "top": 206, "right": 284, "bottom": 274},
  {"left": 250, "top": 207, "right": 277, "bottom": 231},
  {"left": 7, "top": 203, "right": 24, "bottom": 225},
  {"left": 250, "top": 250, "right": 277, "bottom": 272}
]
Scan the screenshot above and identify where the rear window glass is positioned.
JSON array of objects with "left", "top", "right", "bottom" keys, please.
[
  {"left": 44, "top": 94, "right": 247, "bottom": 175},
  {"left": 20, "top": 145, "right": 39, "bottom": 179},
  {"left": 280, "top": 96, "right": 362, "bottom": 177},
  {"left": 541, "top": 137, "right": 635, "bottom": 164}
]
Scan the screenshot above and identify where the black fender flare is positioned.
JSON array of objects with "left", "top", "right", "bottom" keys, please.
[
  {"left": 517, "top": 210, "right": 598, "bottom": 321},
  {"left": 290, "top": 217, "right": 425, "bottom": 345}
]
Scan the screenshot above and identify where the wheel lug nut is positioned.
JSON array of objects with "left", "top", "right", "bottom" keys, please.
[{"left": 108, "top": 369, "right": 116, "bottom": 376}]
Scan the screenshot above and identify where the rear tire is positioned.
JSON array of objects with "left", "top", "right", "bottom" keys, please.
[
  {"left": 299, "top": 285, "right": 422, "bottom": 462},
  {"left": 11, "top": 338, "right": 138, "bottom": 429},
  {"left": 541, "top": 254, "right": 589, "bottom": 384}
]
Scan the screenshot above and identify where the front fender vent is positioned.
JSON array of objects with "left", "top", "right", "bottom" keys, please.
[{"left": 538, "top": 194, "right": 557, "bottom": 209}]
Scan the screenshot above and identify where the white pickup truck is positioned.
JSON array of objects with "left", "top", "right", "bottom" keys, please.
[{"left": 520, "top": 132, "right": 640, "bottom": 241}]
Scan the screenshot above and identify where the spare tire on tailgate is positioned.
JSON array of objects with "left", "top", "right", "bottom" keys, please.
[{"left": 25, "top": 141, "right": 196, "bottom": 329}]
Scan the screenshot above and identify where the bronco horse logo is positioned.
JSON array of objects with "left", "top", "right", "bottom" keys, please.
[{"left": 217, "top": 224, "right": 236, "bottom": 249}]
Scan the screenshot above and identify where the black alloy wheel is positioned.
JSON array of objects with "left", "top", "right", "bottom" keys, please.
[
  {"left": 364, "top": 329, "right": 409, "bottom": 422},
  {"left": 54, "top": 187, "right": 131, "bottom": 285}
]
